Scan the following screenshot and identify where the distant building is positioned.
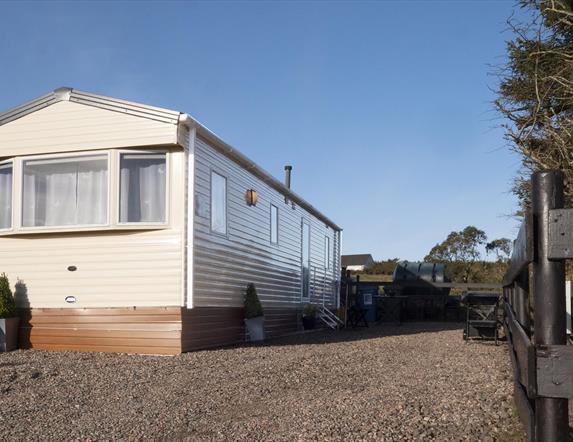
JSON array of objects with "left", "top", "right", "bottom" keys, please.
[{"left": 342, "top": 254, "right": 374, "bottom": 272}]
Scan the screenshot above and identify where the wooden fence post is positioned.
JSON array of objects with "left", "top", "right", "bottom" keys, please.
[{"left": 531, "top": 171, "right": 569, "bottom": 441}]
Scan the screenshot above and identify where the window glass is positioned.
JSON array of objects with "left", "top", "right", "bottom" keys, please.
[
  {"left": 270, "top": 204, "right": 278, "bottom": 244},
  {"left": 211, "top": 171, "right": 227, "bottom": 234},
  {"left": 325, "top": 236, "right": 331, "bottom": 269},
  {"left": 23, "top": 155, "right": 108, "bottom": 227},
  {"left": 302, "top": 221, "right": 310, "bottom": 299},
  {"left": 0, "top": 162, "right": 12, "bottom": 229},
  {"left": 119, "top": 153, "right": 167, "bottom": 223}
]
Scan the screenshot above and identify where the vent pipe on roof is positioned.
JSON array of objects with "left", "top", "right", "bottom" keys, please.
[
  {"left": 284, "top": 165, "right": 292, "bottom": 189},
  {"left": 284, "top": 165, "right": 292, "bottom": 205}
]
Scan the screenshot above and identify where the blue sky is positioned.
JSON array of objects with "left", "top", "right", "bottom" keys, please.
[{"left": 0, "top": 1, "right": 523, "bottom": 260}]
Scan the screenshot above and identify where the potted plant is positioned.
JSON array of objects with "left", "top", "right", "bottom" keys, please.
[
  {"left": 244, "top": 283, "right": 265, "bottom": 342},
  {"left": 302, "top": 304, "right": 317, "bottom": 330},
  {"left": 0, "top": 273, "right": 19, "bottom": 352}
]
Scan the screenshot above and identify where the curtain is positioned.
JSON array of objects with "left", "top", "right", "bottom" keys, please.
[
  {"left": 0, "top": 163, "right": 12, "bottom": 229},
  {"left": 120, "top": 154, "right": 166, "bottom": 223},
  {"left": 22, "top": 156, "right": 108, "bottom": 227}
]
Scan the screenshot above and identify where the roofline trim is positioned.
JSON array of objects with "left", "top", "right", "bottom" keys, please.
[{"left": 0, "top": 87, "right": 180, "bottom": 127}]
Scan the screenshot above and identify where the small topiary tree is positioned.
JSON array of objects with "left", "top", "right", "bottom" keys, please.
[
  {"left": 244, "top": 283, "right": 263, "bottom": 319},
  {"left": 0, "top": 273, "right": 17, "bottom": 318}
]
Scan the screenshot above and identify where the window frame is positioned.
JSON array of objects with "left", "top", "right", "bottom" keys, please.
[
  {"left": 116, "top": 149, "right": 170, "bottom": 227},
  {"left": 301, "top": 219, "right": 311, "bottom": 302},
  {"left": 0, "top": 148, "right": 171, "bottom": 236},
  {"left": 0, "top": 159, "right": 14, "bottom": 232},
  {"left": 270, "top": 203, "right": 279, "bottom": 245},
  {"left": 19, "top": 150, "right": 112, "bottom": 232},
  {"left": 325, "top": 235, "right": 331, "bottom": 270},
  {"left": 209, "top": 169, "right": 228, "bottom": 237}
]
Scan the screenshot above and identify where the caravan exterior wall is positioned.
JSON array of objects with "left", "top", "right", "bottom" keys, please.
[{"left": 183, "top": 136, "right": 341, "bottom": 350}]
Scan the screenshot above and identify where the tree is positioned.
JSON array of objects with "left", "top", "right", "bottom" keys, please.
[
  {"left": 0, "top": 273, "right": 17, "bottom": 318},
  {"left": 496, "top": 0, "right": 573, "bottom": 208},
  {"left": 486, "top": 238, "right": 513, "bottom": 262},
  {"left": 425, "top": 226, "right": 487, "bottom": 282}
]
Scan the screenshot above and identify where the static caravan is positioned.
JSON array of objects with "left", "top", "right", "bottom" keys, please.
[{"left": 0, "top": 88, "right": 342, "bottom": 355}]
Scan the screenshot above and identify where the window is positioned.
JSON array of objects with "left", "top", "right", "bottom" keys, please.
[
  {"left": 120, "top": 153, "right": 167, "bottom": 223},
  {"left": 0, "top": 162, "right": 12, "bottom": 230},
  {"left": 22, "top": 155, "right": 108, "bottom": 227},
  {"left": 270, "top": 204, "right": 278, "bottom": 244},
  {"left": 210, "top": 171, "right": 227, "bottom": 235},
  {"left": 325, "top": 236, "right": 331, "bottom": 269},
  {"left": 301, "top": 221, "right": 311, "bottom": 300}
]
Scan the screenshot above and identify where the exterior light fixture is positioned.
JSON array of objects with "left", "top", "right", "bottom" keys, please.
[{"left": 246, "top": 189, "right": 258, "bottom": 206}]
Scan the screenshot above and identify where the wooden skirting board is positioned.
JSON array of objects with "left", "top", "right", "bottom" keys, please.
[{"left": 19, "top": 306, "right": 302, "bottom": 355}]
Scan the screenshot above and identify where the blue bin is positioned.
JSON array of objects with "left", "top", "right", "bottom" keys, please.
[{"left": 357, "top": 287, "right": 378, "bottom": 323}]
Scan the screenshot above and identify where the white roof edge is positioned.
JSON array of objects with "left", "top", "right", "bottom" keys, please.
[{"left": 0, "top": 88, "right": 341, "bottom": 231}]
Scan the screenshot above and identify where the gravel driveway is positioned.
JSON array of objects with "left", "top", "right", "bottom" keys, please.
[{"left": 0, "top": 323, "right": 526, "bottom": 441}]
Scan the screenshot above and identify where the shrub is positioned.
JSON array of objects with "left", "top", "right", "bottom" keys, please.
[
  {"left": 244, "top": 283, "right": 263, "bottom": 319},
  {"left": 302, "top": 304, "right": 317, "bottom": 318},
  {"left": 0, "top": 273, "right": 17, "bottom": 318}
]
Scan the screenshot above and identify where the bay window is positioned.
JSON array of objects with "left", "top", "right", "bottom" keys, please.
[
  {"left": 119, "top": 153, "right": 166, "bottom": 224},
  {"left": 0, "top": 149, "right": 170, "bottom": 234},
  {"left": 22, "top": 155, "right": 108, "bottom": 227},
  {"left": 0, "top": 162, "right": 12, "bottom": 230}
]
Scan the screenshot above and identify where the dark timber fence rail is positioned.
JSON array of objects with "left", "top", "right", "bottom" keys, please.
[{"left": 503, "top": 170, "right": 573, "bottom": 442}]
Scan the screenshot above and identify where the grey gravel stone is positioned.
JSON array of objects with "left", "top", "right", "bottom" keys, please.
[{"left": 0, "top": 322, "right": 561, "bottom": 441}]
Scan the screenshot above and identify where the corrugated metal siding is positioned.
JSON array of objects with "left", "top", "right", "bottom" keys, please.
[
  {"left": 0, "top": 101, "right": 178, "bottom": 158},
  {"left": 192, "top": 136, "right": 340, "bottom": 308}
]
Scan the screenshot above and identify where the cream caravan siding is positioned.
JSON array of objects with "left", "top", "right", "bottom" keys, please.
[
  {"left": 0, "top": 149, "right": 186, "bottom": 308},
  {"left": 193, "top": 136, "right": 340, "bottom": 308},
  {"left": 0, "top": 101, "right": 178, "bottom": 158}
]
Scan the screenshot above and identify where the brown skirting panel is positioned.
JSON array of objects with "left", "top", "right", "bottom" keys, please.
[
  {"left": 19, "top": 307, "right": 183, "bottom": 355},
  {"left": 181, "top": 306, "right": 301, "bottom": 352},
  {"left": 19, "top": 306, "right": 302, "bottom": 355},
  {"left": 264, "top": 307, "right": 300, "bottom": 338}
]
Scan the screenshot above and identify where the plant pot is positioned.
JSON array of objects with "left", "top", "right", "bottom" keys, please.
[
  {"left": 244, "top": 316, "right": 265, "bottom": 342},
  {"left": 302, "top": 316, "right": 316, "bottom": 330},
  {"left": 0, "top": 317, "right": 19, "bottom": 352}
]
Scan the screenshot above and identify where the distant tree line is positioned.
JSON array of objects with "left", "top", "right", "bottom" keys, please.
[
  {"left": 424, "top": 226, "right": 511, "bottom": 283},
  {"left": 361, "top": 258, "right": 401, "bottom": 276},
  {"left": 356, "top": 226, "right": 512, "bottom": 284}
]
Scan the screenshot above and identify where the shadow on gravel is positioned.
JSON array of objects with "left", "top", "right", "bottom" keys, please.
[{"left": 216, "top": 321, "right": 498, "bottom": 352}]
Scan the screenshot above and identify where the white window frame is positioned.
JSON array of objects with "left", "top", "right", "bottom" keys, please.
[
  {"left": 301, "top": 219, "right": 311, "bottom": 302},
  {"left": 270, "top": 203, "right": 279, "bottom": 245},
  {"left": 19, "top": 151, "right": 112, "bottom": 232},
  {"left": 0, "top": 159, "right": 14, "bottom": 232},
  {"left": 116, "top": 149, "right": 170, "bottom": 227},
  {"left": 210, "top": 169, "right": 228, "bottom": 236},
  {"left": 0, "top": 148, "right": 171, "bottom": 236},
  {"left": 325, "top": 235, "right": 331, "bottom": 270}
]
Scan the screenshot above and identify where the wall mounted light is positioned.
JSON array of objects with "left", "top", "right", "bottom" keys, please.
[{"left": 245, "top": 189, "right": 258, "bottom": 206}]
